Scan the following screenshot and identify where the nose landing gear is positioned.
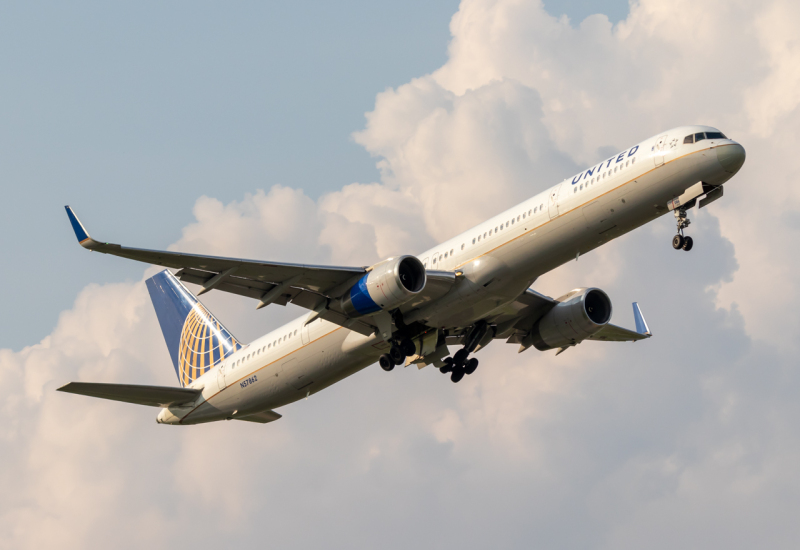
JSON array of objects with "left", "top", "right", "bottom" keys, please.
[{"left": 672, "top": 207, "right": 694, "bottom": 251}]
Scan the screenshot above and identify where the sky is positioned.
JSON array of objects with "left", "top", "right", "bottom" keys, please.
[{"left": 4, "top": 0, "right": 800, "bottom": 548}]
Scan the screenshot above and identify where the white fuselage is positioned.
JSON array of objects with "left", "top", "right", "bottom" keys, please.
[{"left": 158, "top": 125, "right": 744, "bottom": 425}]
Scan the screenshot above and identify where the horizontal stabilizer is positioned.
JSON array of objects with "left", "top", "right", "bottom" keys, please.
[{"left": 57, "top": 382, "right": 201, "bottom": 407}]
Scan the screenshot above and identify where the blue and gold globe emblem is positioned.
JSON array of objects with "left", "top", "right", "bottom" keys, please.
[{"left": 177, "top": 303, "right": 241, "bottom": 386}]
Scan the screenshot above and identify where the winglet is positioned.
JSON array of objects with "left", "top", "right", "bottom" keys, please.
[
  {"left": 65, "top": 206, "right": 99, "bottom": 249},
  {"left": 633, "top": 302, "right": 651, "bottom": 336}
]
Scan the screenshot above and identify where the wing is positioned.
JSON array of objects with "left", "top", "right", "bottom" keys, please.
[
  {"left": 587, "top": 302, "right": 651, "bottom": 342},
  {"left": 65, "top": 207, "right": 457, "bottom": 336},
  {"left": 57, "top": 382, "right": 201, "bottom": 407},
  {"left": 498, "top": 294, "right": 651, "bottom": 350}
]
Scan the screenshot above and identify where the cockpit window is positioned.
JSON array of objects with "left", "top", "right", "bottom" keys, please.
[
  {"left": 684, "top": 135, "right": 694, "bottom": 144},
  {"left": 706, "top": 131, "right": 726, "bottom": 139},
  {"left": 694, "top": 132, "right": 706, "bottom": 142}
]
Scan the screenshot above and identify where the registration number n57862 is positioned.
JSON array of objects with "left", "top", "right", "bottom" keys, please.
[{"left": 240, "top": 375, "right": 257, "bottom": 389}]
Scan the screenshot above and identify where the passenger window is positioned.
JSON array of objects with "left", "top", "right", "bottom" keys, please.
[
  {"left": 433, "top": 257, "right": 437, "bottom": 264},
  {"left": 540, "top": 204, "right": 544, "bottom": 210},
  {"left": 528, "top": 209, "right": 532, "bottom": 216},
  {"left": 511, "top": 219, "right": 514, "bottom": 225},
  {"left": 506, "top": 221, "right": 509, "bottom": 228},
  {"left": 517, "top": 216, "right": 520, "bottom": 222},
  {"left": 694, "top": 132, "right": 706, "bottom": 142},
  {"left": 488, "top": 231, "right": 491, "bottom": 237},
  {"left": 580, "top": 184, "right": 583, "bottom": 190},
  {"left": 472, "top": 238, "right": 476, "bottom": 244},
  {"left": 461, "top": 243, "right": 465, "bottom": 250},
  {"left": 632, "top": 157, "right": 636, "bottom": 164},
  {"left": 294, "top": 330, "right": 297, "bottom": 336},
  {"left": 483, "top": 232, "right": 487, "bottom": 238},
  {"left": 444, "top": 252, "right": 448, "bottom": 258},
  {"left": 683, "top": 134, "right": 694, "bottom": 144},
  {"left": 450, "top": 249, "right": 454, "bottom": 255},
  {"left": 534, "top": 207, "right": 537, "bottom": 213}
]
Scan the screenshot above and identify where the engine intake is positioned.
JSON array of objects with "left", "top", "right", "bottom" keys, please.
[
  {"left": 341, "top": 255, "right": 426, "bottom": 317},
  {"left": 528, "top": 288, "right": 612, "bottom": 351}
]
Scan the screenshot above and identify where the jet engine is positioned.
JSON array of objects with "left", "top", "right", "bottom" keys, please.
[
  {"left": 528, "top": 288, "right": 612, "bottom": 350},
  {"left": 340, "top": 255, "right": 426, "bottom": 317}
]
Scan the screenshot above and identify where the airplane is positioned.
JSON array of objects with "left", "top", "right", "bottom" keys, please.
[{"left": 58, "top": 125, "right": 745, "bottom": 425}]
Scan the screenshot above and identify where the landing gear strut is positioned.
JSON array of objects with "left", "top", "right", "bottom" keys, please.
[
  {"left": 672, "top": 207, "right": 694, "bottom": 251},
  {"left": 439, "top": 322, "right": 489, "bottom": 383}
]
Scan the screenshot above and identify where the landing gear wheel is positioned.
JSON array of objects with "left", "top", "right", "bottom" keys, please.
[
  {"left": 379, "top": 354, "right": 394, "bottom": 371},
  {"left": 682, "top": 236, "right": 694, "bottom": 251},
  {"left": 464, "top": 358, "right": 479, "bottom": 375},
  {"left": 439, "top": 357, "right": 454, "bottom": 374},
  {"left": 399, "top": 338, "right": 416, "bottom": 357},
  {"left": 389, "top": 345, "right": 405, "bottom": 366},
  {"left": 453, "top": 348, "right": 469, "bottom": 367},
  {"left": 451, "top": 367, "right": 465, "bottom": 383},
  {"left": 672, "top": 234, "right": 685, "bottom": 250}
]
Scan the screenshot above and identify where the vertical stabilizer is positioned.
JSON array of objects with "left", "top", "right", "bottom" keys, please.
[{"left": 145, "top": 270, "right": 243, "bottom": 387}]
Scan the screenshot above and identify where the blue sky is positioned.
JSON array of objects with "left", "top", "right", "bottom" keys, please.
[{"left": 0, "top": 0, "right": 628, "bottom": 349}]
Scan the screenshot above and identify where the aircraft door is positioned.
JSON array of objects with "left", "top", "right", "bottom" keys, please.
[
  {"left": 653, "top": 135, "right": 668, "bottom": 167},
  {"left": 216, "top": 362, "right": 227, "bottom": 390},
  {"left": 548, "top": 182, "right": 563, "bottom": 219},
  {"left": 301, "top": 324, "right": 310, "bottom": 345}
]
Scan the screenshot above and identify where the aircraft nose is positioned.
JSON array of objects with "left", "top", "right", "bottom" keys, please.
[{"left": 716, "top": 143, "right": 746, "bottom": 174}]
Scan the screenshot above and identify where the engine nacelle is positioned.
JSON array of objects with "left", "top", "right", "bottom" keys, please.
[
  {"left": 529, "top": 288, "right": 612, "bottom": 351},
  {"left": 340, "top": 255, "right": 426, "bottom": 317}
]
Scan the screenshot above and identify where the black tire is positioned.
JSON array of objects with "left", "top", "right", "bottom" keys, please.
[
  {"left": 400, "top": 338, "right": 416, "bottom": 356},
  {"left": 672, "top": 234, "right": 684, "bottom": 249},
  {"left": 389, "top": 345, "right": 405, "bottom": 365},
  {"left": 682, "top": 236, "right": 694, "bottom": 251},
  {"left": 464, "top": 358, "right": 479, "bottom": 375},
  {"left": 379, "top": 354, "right": 394, "bottom": 371},
  {"left": 453, "top": 348, "right": 469, "bottom": 367},
  {"left": 451, "top": 367, "right": 465, "bottom": 383},
  {"left": 440, "top": 357, "right": 454, "bottom": 374}
]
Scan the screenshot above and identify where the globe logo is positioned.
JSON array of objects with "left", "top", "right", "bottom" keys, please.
[{"left": 177, "top": 303, "right": 241, "bottom": 386}]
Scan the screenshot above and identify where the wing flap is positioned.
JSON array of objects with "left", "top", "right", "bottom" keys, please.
[{"left": 57, "top": 382, "right": 201, "bottom": 407}]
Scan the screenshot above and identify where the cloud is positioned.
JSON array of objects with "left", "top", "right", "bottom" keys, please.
[{"left": 4, "top": 0, "right": 800, "bottom": 548}]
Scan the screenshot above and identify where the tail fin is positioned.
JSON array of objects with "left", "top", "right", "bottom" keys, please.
[{"left": 145, "top": 270, "right": 243, "bottom": 387}]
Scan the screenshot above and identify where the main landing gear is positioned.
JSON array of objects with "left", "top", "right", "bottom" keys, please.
[
  {"left": 378, "top": 338, "right": 416, "bottom": 372},
  {"left": 439, "top": 322, "right": 488, "bottom": 383},
  {"left": 672, "top": 206, "right": 694, "bottom": 251}
]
